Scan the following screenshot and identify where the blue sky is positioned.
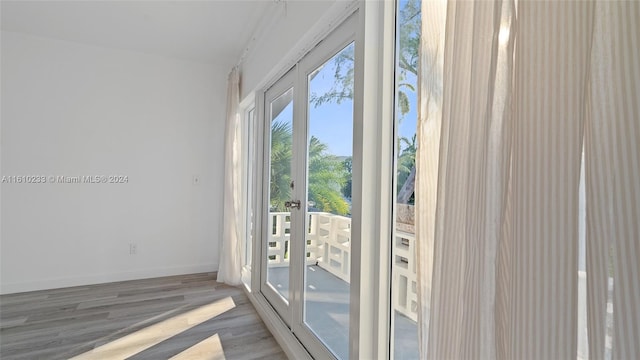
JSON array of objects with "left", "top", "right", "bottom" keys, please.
[
  {"left": 274, "top": 36, "right": 418, "bottom": 158},
  {"left": 308, "top": 49, "right": 418, "bottom": 157}
]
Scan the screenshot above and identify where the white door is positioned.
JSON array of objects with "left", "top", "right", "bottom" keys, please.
[{"left": 260, "top": 13, "right": 357, "bottom": 360}]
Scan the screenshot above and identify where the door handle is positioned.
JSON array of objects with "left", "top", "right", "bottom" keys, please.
[{"left": 284, "top": 200, "right": 301, "bottom": 210}]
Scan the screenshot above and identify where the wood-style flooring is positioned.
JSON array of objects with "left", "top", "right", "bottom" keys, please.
[{"left": 0, "top": 273, "right": 286, "bottom": 360}]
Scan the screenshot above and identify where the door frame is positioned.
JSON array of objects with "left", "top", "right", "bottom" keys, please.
[
  {"left": 247, "top": 2, "right": 396, "bottom": 359},
  {"left": 259, "top": 66, "right": 297, "bottom": 327},
  {"left": 291, "top": 14, "right": 358, "bottom": 359},
  {"left": 258, "top": 12, "right": 359, "bottom": 360}
]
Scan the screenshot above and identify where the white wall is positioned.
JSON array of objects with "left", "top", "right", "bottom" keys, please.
[
  {"left": 240, "top": 1, "right": 337, "bottom": 100},
  {"left": 0, "top": 31, "right": 226, "bottom": 294}
]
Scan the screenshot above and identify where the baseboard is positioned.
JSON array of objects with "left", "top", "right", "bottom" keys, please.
[
  {"left": 245, "top": 288, "right": 313, "bottom": 360},
  {"left": 0, "top": 263, "right": 218, "bottom": 295}
]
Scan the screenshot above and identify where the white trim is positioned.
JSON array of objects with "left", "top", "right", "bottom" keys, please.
[
  {"left": 239, "top": 89, "right": 256, "bottom": 112},
  {"left": 245, "top": 288, "right": 313, "bottom": 360},
  {"left": 240, "top": 104, "right": 256, "bottom": 291},
  {"left": 259, "top": 66, "right": 297, "bottom": 326},
  {"left": 0, "top": 263, "right": 217, "bottom": 295},
  {"left": 291, "top": 12, "right": 359, "bottom": 360},
  {"left": 351, "top": 1, "right": 396, "bottom": 359},
  {"left": 251, "top": 91, "right": 266, "bottom": 296},
  {"left": 375, "top": 1, "right": 398, "bottom": 359}
]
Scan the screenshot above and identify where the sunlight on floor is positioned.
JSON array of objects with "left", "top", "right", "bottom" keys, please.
[
  {"left": 169, "top": 333, "right": 225, "bottom": 360},
  {"left": 70, "top": 297, "right": 236, "bottom": 360}
]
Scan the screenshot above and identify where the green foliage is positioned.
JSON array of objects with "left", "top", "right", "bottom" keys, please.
[
  {"left": 397, "top": 91, "right": 411, "bottom": 117},
  {"left": 308, "top": 0, "right": 421, "bottom": 117},
  {"left": 397, "top": 0, "right": 421, "bottom": 121},
  {"left": 308, "top": 136, "right": 350, "bottom": 215},
  {"left": 398, "top": 135, "right": 417, "bottom": 181},
  {"left": 398, "top": 0, "right": 421, "bottom": 77},
  {"left": 341, "top": 157, "right": 352, "bottom": 200},
  {"left": 269, "top": 121, "right": 293, "bottom": 212},
  {"left": 269, "top": 122, "right": 350, "bottom": 215},
  {"left": 309, "top": 44, "right": 355, "bottom": 107},
  {"left": 397, "top": 134, "right": 417, "bottom": 204},
  {"left": 305, "top": 0, "right": 424, "bottom": 204}
]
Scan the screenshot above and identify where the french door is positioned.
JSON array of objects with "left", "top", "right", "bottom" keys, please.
[{"left": 259, "top": 13, "right": 356, "bottom": 360}]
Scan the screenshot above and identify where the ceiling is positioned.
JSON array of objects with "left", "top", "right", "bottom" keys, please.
[{"left": 0, "top": 1, "right": 274, "bottom": 67}]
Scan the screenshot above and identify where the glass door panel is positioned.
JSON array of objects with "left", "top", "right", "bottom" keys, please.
[
  {"left": 259, "top": 11, "right": 357, "bottom": 359},
  {"left": 303, "top": 42, "right": 355, "bottom": 360},
  {"left": 265, "top": 86, "right": 294, "bottom": 305}
]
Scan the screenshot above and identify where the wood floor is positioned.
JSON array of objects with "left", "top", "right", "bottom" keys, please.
[{"left": 0, "top": 273, "right": 286, "bottom": 360}]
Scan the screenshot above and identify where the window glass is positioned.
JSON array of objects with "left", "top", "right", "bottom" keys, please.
[{"left": 391, "top": 0, "right": 421, "bottom": 358}]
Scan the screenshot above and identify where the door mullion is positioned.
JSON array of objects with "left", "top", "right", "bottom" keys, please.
[{"left": 289, "top": 64, "right": 306, "bottom": 329}]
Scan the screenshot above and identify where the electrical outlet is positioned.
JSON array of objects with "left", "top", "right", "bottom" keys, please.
[
  {"left": 193, "top": 175, "right": 200, "bottom": 185},
  {"left": 129, "top": 243, "right": 137, "bottom": 255}
]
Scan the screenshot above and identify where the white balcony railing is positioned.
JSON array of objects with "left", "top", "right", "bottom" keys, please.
[
  {"left": 266, "top": 211, "right": 612, "bottom": 344},
  {"left": 267, "top": 212, "right": 351, "bottom": 282},
  {"left": 393, "top": 230, "right": 418, "bottom": 321},
  {"left": 267, "top": 211, "right": 417, "bottom": 322}
]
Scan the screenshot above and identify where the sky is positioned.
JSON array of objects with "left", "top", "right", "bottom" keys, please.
[
  {"left": 273, "top": 3, "right": 419, "bottom": 159},
  {"left": 274, "top": 63, "right": 418, "bottom": 159},
  {"left": 308, "top": 46, "right": 418, "bottom": 158}
]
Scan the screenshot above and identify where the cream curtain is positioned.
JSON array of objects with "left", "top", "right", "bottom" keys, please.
[
  {"left": 421, "top": 1, "right": 515, "bottom": 358},
  {"left": 586, "top": 2, "right": 640, "bottom": 359},
  {"left": 414, "top": 0, "right": 445, "bottom": 356},
  {"left": 217, "top": 67, "right": 243, "bottom": 286},
  {"left": 417, "top": 1, "right": 639, "bottom": 359}
]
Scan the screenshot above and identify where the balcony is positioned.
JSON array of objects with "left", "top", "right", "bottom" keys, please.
[
  {"left": 266, "top": 211, "right": 419, "bottom": 359},
  {"left": 265, "top": 209, "right": 610, "bottom": 360}
]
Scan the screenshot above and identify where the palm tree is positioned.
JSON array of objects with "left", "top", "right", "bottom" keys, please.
[
  {"left": 269, "top": 121, "right": 350, "bottom": 215},
  {"left": 308, "top": 136, "right": 350, "bottom": 215},
  {"left": 397, "top": 134, "right": 417, "bottom": 204},
  {"left": 269, "top": 120, "right": 292, "bottom": 212}
]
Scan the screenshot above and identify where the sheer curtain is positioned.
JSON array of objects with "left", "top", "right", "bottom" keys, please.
[
  {"left": 417, "top": 1, "right": 639, "bottom": 359},
  {"left": 586, "top": 2, "right": 640, "bottom": 359},
  {"left": 217, "top": 67, "right": 243, "bottom": 286},
  {"left": 414, "top": 0, "right": 445, "bottom": 356},
  {"left": 422, "top": 1, "right": 515, "bottom": 358}
]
